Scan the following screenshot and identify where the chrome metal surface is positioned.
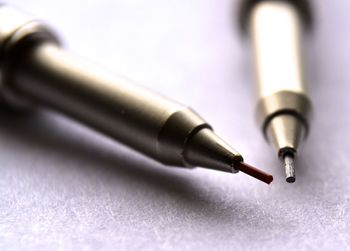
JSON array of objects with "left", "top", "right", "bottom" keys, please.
[
  {"left": 242, "top": 0, "right": 312, "bottom": 181},
  {"left": 266, "top": 114, "right": 305, "bottom": 157},
  {"left": 250, "top": 1, "right": 305, "bottom": 98},
  {"left": 284, "top": 154, "right": 296, "bottom": 183},
  {"left": 0, "top": 5, "right": 243, "bottom": 172}
]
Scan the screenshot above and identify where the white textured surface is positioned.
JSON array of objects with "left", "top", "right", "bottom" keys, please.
[{"left": 1, "top": 0, "right": 350, "bottom": 250}]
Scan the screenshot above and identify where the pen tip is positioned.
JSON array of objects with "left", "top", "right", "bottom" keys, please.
[
  {"left": 284, "top": 154, "right": 296, "bottom": 183},
  {"left": 237, "top": 162, "right": 273, "bottom": 184}
]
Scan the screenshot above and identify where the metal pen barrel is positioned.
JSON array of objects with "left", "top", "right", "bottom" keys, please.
[
  {"left": 10, "top": 40, "right": 204, "bottom": 167},
  {"left": 239, "top": 0, "right": 312, "bottom": 182},
  {"left": 0, "top": 5, "right": 277, "bottom": 184}
]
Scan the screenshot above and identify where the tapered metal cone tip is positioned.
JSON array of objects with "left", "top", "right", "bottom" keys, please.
[
  {"left": 266, "top": 114, "right": 305, "bottom": 156},
  {"left": 266, "top": 114, "right": 305, "bottom": 183},
  {"left": 183, "top": 128, "right": 243, "bottom": 173},
  {"left": 183, "top": 128, "right": 273, "bottom": 184}
]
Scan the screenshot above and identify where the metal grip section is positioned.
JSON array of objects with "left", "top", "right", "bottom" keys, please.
[
  {"left": 256, "top": 90, "right": 311, "bottom": 136},
  {"left": 156, "top": 108, "right": 211, "bottom": 166}
]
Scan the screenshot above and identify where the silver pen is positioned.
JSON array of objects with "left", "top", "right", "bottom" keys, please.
[
  {"left": 0, "top": 5, "right": 273, "bottom": 184},
  {"left": 239, "top": 0, "right": 312, "bottom": 182}
]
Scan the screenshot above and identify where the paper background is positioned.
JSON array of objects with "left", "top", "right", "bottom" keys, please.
[{"left": 1, "top": 0, "right": 349, "bottom": 250}]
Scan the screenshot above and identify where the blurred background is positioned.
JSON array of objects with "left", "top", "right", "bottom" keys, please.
[{"left": 0, "top": 0, "right": 349, "bottom": 250}]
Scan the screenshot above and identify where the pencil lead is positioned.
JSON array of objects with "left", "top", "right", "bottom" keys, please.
[{"left": 237, "top": 162, "right": 273, "bottom": 184}]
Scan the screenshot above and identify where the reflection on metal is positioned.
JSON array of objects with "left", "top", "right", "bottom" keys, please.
[
  {"left": 241, "top": 0, "right": 312, "bottom": 182},
  {"left": 0, "top": 5, "right": 272, "bottom": 183}
]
